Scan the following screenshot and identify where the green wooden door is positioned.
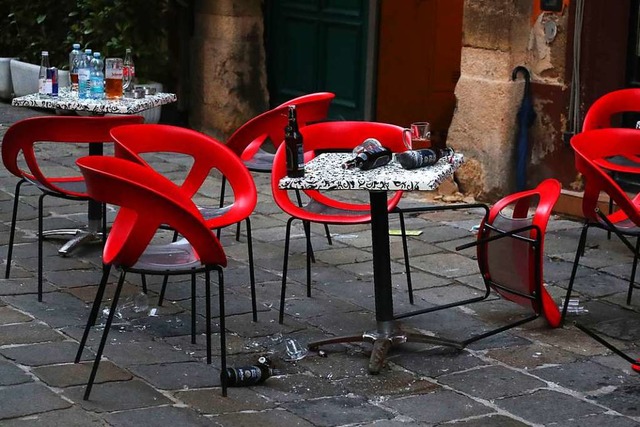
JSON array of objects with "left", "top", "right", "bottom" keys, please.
[{"left": 266, "top": 0, "right": 370, "bottom": 120}]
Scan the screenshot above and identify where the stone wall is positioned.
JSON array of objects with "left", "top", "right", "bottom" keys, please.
[
  {"left": 190, "top": 0, "right": 268, "bottom": 140},
  {"left": 449, "top": 0, "right": 570, "bottom": 200}
]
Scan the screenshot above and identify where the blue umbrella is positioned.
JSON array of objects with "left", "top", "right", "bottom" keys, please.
[{"left": 512, "top": 66, "right": 535, "bottom": 191}]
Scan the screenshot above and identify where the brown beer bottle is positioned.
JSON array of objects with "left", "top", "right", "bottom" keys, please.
[
  {"left": 284, "top": 105, "right": 305, "bottom": 178},
  {"left": 395, "top": 147, "right": 455, "bottom": 170},
  {"left": 222, "top": 364, "right": 275, "bottom": 387}
]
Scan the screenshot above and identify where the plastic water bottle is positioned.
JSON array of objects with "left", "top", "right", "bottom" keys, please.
[
  {"left": 38, "top": 51, "right": 51, "bottom": 98},
  {"left": 69, "top": 43, "right": 82, "bottom": 93},
  {"left": 90, "top": 52, "right": 105, "bottom": 100},
  {"left": 78, "top": 49, "right": 92, "bottom": 99}
]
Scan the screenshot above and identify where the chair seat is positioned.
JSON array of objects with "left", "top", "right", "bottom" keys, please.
[
  {"left": 305, "top": 199, "right": 370, "bottom": 218},
  {"left": 126, "top": 239, "right": 204, "bottom": 273},
  {"left": 25, "top": 176, "right": 88, "bottom": 197},
  {"left": 243, "top": 148, "right": 274, "bottom": 172},
  {"left": 199, "top": 204, "right": 233, "bottom": 221},
  {"left": 598, "top": 216, "right": 640, "bottom": 234}
]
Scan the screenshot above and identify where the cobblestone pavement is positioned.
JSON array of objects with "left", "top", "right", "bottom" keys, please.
[{"left": 1, "top": 101, "right": 640, "bottom": 426}]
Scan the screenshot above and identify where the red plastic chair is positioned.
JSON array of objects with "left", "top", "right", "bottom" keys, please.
[
  {"left": 221, "top": 92, "right": 335, "bottom": 242},
  {"left": 582, "top": 88, "right": 640, "bottom": 232},
  {"left": 110, "top": 124, "right": 259, "bottom": 320},
  {"left": 375, "top": 179, "right": 562, "bottom": 347},
  {"left": 226, "top": 92, "right": 335, "bottom": 173},
  {"left": 582, "top": 88, "right": 640, "bottom": 131},
  {"left": 271, "top": 121, "right": 411, "bottom": 323},
  {"left": 1, "top": 115, "right": 144, "bottom": 300},
  {"left": 568, "top": 128, "right": 640, "bottom": 371},
  {"left": 74, "top": 155, "right": 231, "bottom": 399}
]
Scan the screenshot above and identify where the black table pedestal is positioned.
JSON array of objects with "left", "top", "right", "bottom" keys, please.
[
  {"left": 308, "top": 191, "right": 462, "bottom": 373},
  {"left": 42, "top": 142, "right": 104, "bottom": 256}
]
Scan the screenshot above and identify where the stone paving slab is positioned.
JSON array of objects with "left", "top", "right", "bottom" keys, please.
[{"left": 0, "top": 382, "right": 72, "bottom": 420}]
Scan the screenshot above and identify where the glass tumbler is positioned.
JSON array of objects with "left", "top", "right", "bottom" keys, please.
[{"left": 104, "top": 58, "right": 124, "bottom": 99}]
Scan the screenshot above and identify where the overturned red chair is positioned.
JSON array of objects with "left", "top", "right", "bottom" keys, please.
[
  {"left": 74, "top": 155, "right": 231, "bottom": 399},
  {"left": 390, "top": 178, "right": 563, "bottom": 347}
]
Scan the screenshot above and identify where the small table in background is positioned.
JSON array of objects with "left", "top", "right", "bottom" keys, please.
[
  {"left": 280, "top": 151, "right": 465, "bottom": 373},
  {"left": 11, "top": 89, "right": 177, "bottom": 255}
]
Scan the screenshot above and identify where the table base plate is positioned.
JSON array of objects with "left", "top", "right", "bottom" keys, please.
[
  {"left": 307, "top": 321, "right": 464, "bottom": 374},
  {"left": 42, "top": 226, "right": 103, "bottom": 256}
]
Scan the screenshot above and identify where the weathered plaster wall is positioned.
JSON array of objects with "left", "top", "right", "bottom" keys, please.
[
  {"left": 190, "top": 0, "right": 268, "bottom": 140},
  {"left": 449, "top": 0, "right": 569, "bottom": 200}
]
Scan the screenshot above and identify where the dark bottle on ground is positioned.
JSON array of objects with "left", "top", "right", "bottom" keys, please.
[
  {"left": 342, "top": 138, "right": 392, "bottom": 170},
  {"left": 223, "top": 364, "right": 275, "bottom": 387},
  {"left": 395, "top": 147, "right": 455, "bottom": 170},
  {"left": 284, "top": 105, "right": 305, "bottom": 178}
]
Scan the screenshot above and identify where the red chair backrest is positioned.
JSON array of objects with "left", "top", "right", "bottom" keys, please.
[
  {"left": 583, "top": 88, "right": 640, "bottom": 131},
  {"left": 478, "top": 178, "right": 562, "bottom": 327},
  {"left": 111, "top": 124, "right": 257, "bottom": 217},
  {"left": 271, "top": 121, "right": 408, "bottom": 217},
  {"left": 225, "top": 92, "right": 335, "bottom": 157},
  {"left": 77, "top": 155, "right": 227, "bottom": 268},
  {"left": 1, "top": 115, "right": 144, "bottom": 197},
  {"left": 571, "top": 128, "right": 640, "bottom": 225}
]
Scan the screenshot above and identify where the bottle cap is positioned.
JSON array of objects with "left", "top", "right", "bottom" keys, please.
[{"left": 342, "top": 158, "right": 358, "bottom": 169}]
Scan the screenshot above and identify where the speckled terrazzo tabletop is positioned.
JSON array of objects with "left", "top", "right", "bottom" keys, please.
[
  {"left": 11, "top": 88, "right": 177, "bottom": 115},
  {"left": 279, "top": 152, "right": 464, "bottom": 191}
]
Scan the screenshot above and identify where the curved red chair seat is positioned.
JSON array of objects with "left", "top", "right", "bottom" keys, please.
[
  {"left": 74, "top": 155, "right": 231, "bottom": 399},
  {"left": 568, "top": 129, "right": 640, "bottom": 372},
  {"left": 221, "top": 93, "right": 335, "bottom": 244},
  {"left": 227, "top": 92, "right": 335, "bottom": 174},
  {"left": 271, "top": 121, "right": 410, "bottom": 323},
  {"left": 110, "top": 124, "right": 259, "bottom": 320},
  {"left": 1, "top": 115, "right": 144, "bottom": 300}
]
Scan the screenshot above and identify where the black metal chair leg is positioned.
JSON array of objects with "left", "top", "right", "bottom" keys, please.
[
  {"left": 76, "top": 264, "right": 112, "bottom": 362},
  {"left": 141, "top": 274, "right": 148, "bottom": 294},
  {"left": 245, "top": 217, "right": 257, "bottom": 322},
  {"left": 279, "top": 219, "right": 294, "bottom": 324},
  {"left": 302, "top": 220, "right": 316, "bottom": 264},
  {"left": 101, "top": 202, "right": 107, "bottom": 244},
  {"left": 217, "top": 269, "right": 227, "bottom": 397},
  {"left": 306, "top": 220, "right": 312, "bottom": 298},
  {"left": 158, "top": 275, "right": 169, "bottom": 306},
  {"left": 561, "top": 222, "right": 590, "bottom": 324},
  {"left": 205, "top": 270, "right": 212, "bottom": 364},
  {"left": 5, "top": 179, "right": 25, "bottom": 279},
  {"left": 158, "top": 229, "right": 179, "bottom": 306},
  {"left": 626, "top": 237, "right": 640, "bottom": 305},
  {"left": 607, "top": 196, "right": 613, "bottom": 240},
  {"left": 37, "top": 194, "right": 46, "bottom": 302},
  {"left": 398, "top": 210, "right": 414, "bottom": 304},
  {"left": 83, "top": 271, "right": 126, "bottom": 400},
  {"left": 191, "top": 273, "right": 196, "bottom": 344},
  {"left": 323, "top": 224, "right": 332, "bottom": 245},
  {"left": 218, "top": 178, "right": 227, "bottom": 241},
  {"left": 295, "top": 189, "right": 317, "bottom": 263}
]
